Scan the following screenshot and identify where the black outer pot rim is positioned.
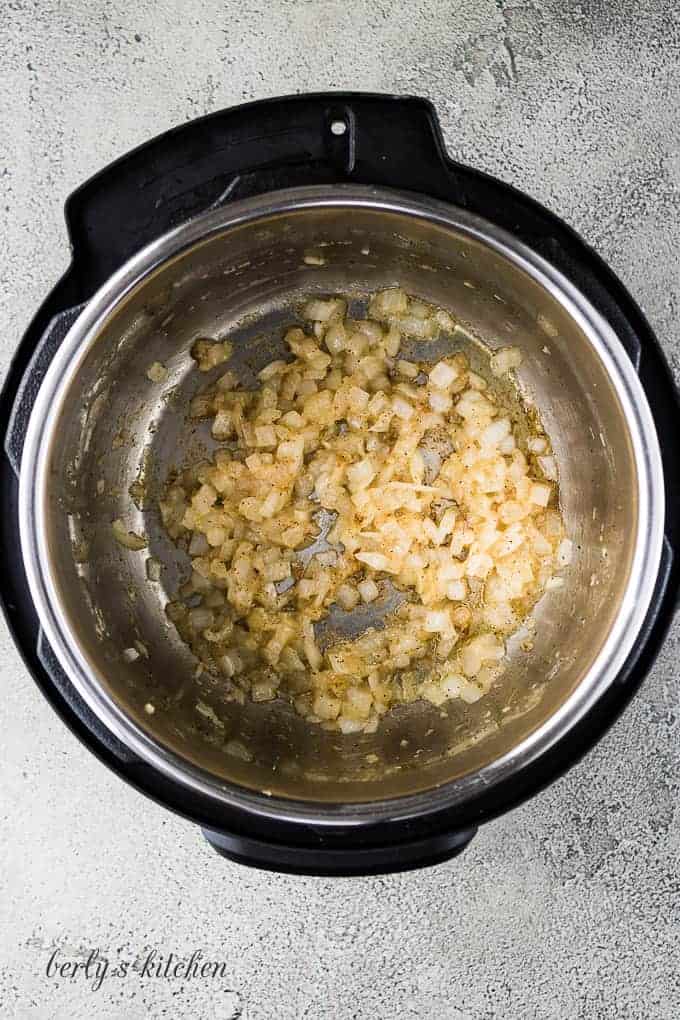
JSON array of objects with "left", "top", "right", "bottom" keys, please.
[{"left": 1, "top": 92, "right": 679, "bottom": 868}]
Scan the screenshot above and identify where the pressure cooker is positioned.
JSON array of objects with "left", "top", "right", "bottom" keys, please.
[{"left": 2, "top": 94, "right": 678, "bottom": 874}]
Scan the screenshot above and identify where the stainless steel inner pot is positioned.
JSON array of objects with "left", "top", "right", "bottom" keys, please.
[{"left": 20, "top": 186, "right": 664, "bottom": 819}]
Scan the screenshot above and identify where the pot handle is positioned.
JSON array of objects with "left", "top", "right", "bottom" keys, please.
[
  {"left": 206, "top": 93, "right": 462, "bottom": 205},
  {"left": 201, "top": 823, "right": 477, "bottom": 877},
  {"left": 5, "top": 302, "right": 86, "bottom": 477},
  {"left": 62, "top": 94, "right": 466, "bottom": 272}
]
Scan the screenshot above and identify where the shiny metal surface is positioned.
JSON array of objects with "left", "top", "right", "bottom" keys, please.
[{"left": 19, "top": 186, "right": 665, "bottom": 824}]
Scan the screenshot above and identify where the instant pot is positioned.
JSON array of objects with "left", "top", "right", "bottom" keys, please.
[{"left": 2, "top": 94, "right": 678, "bottom": 875}]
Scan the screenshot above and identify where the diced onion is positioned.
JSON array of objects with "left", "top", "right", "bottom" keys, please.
[
  {"left": 112, "top": 519, "right": 147, "bottom": 551},
  {"left": 557, "top": 539, "right": 573, "bottom": 566},
  {"left": 538, "top": 455, "right": 558, "bottom": 481},
  {"left": 357, "top": 578, "right": 379, "bottom": 603},
  {"left": 146, "top": 361, "right": 168, "bottom": 383},
  {"left": 159, "top": 288, "right": 567, "bottom": 733},
  {"left": 490, "top": 346, "right": 522, "bottom": 376},
  {"left": 529, "top": 483, "right": 552, "bottom": 507}
]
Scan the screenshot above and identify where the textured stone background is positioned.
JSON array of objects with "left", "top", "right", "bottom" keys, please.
[{"left": 1, "top": 2, "right": 679, "bottom": 1018}]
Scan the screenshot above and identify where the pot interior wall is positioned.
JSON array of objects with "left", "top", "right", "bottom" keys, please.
[{"left": 43, "top": 202, "right": 637, "bottom": 801}]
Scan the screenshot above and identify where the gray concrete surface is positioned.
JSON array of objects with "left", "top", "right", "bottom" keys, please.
[{"left": 1, "top": 2, "right": 679, "bottom": 1018}]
